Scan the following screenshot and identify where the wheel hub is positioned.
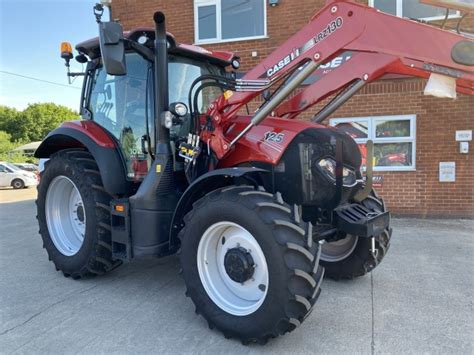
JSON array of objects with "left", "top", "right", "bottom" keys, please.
[
  {"left": 45, "top": 175, "right": 86, "bottom": 256},
  {"left": 224, "top": 247, "right": 255, "bottom": 283},
  {"left": 76, "top": 205, "right": 85, "bottom": 223},
  {"left": 197, "top": 221, "right": 269, "bottom": 316}
]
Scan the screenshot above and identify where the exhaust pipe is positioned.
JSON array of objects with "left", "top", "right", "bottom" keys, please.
[
  {"left": 154, "top": 11, "right": 170, "bottom": 148},
  {"left": 129, "top": 11, "right": 177, "bottom": 258}
]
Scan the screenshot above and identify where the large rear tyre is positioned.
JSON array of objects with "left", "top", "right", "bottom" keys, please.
[
  {"left": 179, "top": 185, "right": 324, "bottom": 344},
  {"left": 36, "top": 149, "right": 121, "bottom": 279},
  {"left": 319, "top": 190, "right": 392, "bottom": 280}
]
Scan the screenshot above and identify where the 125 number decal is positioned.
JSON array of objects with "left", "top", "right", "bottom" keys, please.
[{"left": 264, "top": 131, "right": 285, "bottom": 143}]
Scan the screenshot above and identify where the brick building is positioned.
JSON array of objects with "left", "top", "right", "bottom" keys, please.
[{"left": 110, "top": 0, "right": 474, "bottom": 218}]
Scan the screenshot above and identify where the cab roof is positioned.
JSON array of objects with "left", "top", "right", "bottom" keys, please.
[{"left": 76, "top": 28, "right": 237, "bottom": 68}]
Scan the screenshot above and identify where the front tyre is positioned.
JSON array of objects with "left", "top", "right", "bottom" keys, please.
[
  {"left": 12, "top": 179, "right": 25, "bottom": 189},
  {"left": 36, "top": 149, "right": 121, "bottom": 279},
  {"left": 319, "top": 190, "right": 392, "bottom": 280},
  {"left": 179, "top": 186, "right": 324, "bottom": 344}
]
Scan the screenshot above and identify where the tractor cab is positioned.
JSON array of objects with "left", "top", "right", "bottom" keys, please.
[{"left": 70, "top": 29, "right": 236, "bottom": 181}]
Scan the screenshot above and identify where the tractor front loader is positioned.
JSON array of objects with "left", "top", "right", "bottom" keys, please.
[{"left": 35, "top": 0, "right": 473, "bottom": 344}]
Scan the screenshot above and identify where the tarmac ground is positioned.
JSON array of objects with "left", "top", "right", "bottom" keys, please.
[{"left": 0, "top": 188, "right": 472, "bottom": 353}]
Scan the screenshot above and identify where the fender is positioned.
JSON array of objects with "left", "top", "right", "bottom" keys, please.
[
  {"left": 35, "top": 121, "right": 128, "bottom": 195},
  {"left": 169, "top": 167, "right": 268, "bottom": 245}
]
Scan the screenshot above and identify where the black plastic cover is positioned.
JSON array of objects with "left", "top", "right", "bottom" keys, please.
[{"left": 452, "top": 40, "right": 474, "bottom": 67}]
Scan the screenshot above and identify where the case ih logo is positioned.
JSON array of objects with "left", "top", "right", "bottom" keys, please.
[
  {"left": 266, "top": 49, "right": 301, "bottom": 78},
  {"left": 266, "top": 17, "right": 344, "bottom": 78}
]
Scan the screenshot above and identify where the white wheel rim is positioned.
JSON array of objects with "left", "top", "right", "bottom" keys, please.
[
  {"left": 45, "top": 176, "right": 86, "bottom": 256},
  {"left": 320, "top": 234, "right": 359, "bottom": 262},
  {"left": 197, "top": 221, "right": 269, "bottom": 316}
]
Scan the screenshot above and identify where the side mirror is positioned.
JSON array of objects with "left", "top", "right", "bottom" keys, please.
[{"left": 98, "top": 21, "right": 126, "bottom": 76}]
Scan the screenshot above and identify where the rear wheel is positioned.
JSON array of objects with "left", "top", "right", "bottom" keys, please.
[
  {"left": 11, "top": 179, "right": 25, "bottom": 189},
  {"left": 179, "top": 185, "right": 324, "bottom": 344},
  {"left": 319, "top": 190, "right": 391, "bottom": 280},
  {"left": 36, "top": 149, "right": 121, "bottom": 279}
]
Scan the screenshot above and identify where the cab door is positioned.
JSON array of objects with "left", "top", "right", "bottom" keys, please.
[{"left": 88, "top": 53, "right": 153, "bottom": 181}]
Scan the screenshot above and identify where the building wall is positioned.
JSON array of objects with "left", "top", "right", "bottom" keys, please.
[
  {"left": 321, "top": 79, "right": 473, "bottom": 218},
  {"left": 111, "top": 0, "right": 474, "bottom": 217}
]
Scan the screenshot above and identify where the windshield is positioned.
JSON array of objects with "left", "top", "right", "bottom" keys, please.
[
  {"left": 4, "top": 163, "right": 21, "bottom": 171},
  {"left": 169, "top": 55, "right": 223, "bottom": 113}
]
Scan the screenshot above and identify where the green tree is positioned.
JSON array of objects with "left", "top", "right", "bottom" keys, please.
[
  {"left": 0, "top": 130, "right": 27, "bottom": 162},
  {"left": 0, "top": 106, "right": 19, "bottom": 136},
  {"left": 5, "top": 103, "right": 78, "bottom": 142}
]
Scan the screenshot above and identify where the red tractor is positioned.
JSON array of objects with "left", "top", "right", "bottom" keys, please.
[{"left": 35, "top": 0, "right": 473, "bottom": 344}]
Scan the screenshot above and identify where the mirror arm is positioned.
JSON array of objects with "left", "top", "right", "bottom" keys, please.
[
  {"left": 123, "top": 38, "right": 154, "bottom": 62},
  {"left": 67, "top": 72, "right": 86, "bottom": 77}
]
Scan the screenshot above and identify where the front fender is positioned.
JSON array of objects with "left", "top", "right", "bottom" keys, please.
[
  {"left": 35, "top": 121, "right": 128, "bottom": 195},
  {"left": 169, "top": 167, "right": 268, "bottom": 245}
]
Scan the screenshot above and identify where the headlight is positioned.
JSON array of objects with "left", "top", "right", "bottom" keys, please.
[{"left": 317, "top": 158, "right": 357, "bottom": 187}]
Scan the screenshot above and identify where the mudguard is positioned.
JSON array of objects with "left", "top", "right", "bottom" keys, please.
[
  {"left": 169, "top": 167, "right": 268, "bottom": 245},
  {"left": 35, "top": 121, "right": 128, "bottom": 195}
]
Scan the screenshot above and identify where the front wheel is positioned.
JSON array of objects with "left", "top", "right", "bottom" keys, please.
[
  {"left": 319, "top": 190, "right": 392, "bottom": 280},
  {"left": 179, "top": 185, "right": 324, "bottom": 344}
]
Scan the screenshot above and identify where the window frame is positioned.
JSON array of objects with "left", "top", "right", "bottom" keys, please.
[
  {"left": 194, "top": 0, "right": 267, "bottom": 45},
  {"left": 330, "top": 115, "right": 417, "bottom": 172},
  {"left": 368, "top": 0, "right": 460, "bottom": 21}
]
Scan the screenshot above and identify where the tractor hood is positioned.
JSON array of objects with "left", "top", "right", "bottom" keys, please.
[{"left": 219, "top": 116, "right": 361, "bottom": 169}]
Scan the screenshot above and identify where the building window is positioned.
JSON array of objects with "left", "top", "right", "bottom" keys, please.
[
  {"left": 194, "top": 0, "right": 266, "bottom": 44},
  {"left": 369, "top": 0, "right": 459, "bottom": 21},
  {"left": 330, "top": 115, "right": 416, "bottom": 172}
]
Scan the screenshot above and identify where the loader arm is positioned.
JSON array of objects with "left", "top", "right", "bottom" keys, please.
[{"left": 213, "top": 0, "right": 473, "bottom": 124}]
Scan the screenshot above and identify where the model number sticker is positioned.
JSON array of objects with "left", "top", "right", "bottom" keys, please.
[
  {"left": 264, "top": 132, "right": 285, "bottom": 143},
  {"left": 315, "top": 17, "right": 343, "bottom": 45}
]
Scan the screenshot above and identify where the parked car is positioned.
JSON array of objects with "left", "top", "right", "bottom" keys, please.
[
  {"left": 0, "top": 162, "right": 39, "bottom": 189},
  {"left": 13, "top": 163, "right": 39, "bottom": 173}
]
